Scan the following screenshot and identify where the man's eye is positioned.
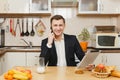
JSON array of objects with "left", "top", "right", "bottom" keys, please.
[{"left": 54, "top": 24, "right": 58, "bottom": 26}]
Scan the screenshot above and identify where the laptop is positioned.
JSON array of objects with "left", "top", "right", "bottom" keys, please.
[{"left": 77, "top": 51, "right": 99, "bottom": 69}]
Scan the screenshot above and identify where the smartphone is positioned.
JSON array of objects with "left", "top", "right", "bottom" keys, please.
[{"left": 50, "top": 27, "right": 53, "bottom": 33}]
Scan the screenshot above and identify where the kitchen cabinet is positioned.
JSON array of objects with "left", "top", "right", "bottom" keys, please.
[
  {"left": 2, "top": 52, "right": 26, "bottom": 73},
  {"left": 100, "top": 0, "right": 120, "bottom": 14},
  {"left": 0, "top": 0, "right": 29, "bottom": 13},
  {"left": 93, "top": 53, "right": 120, "bottom": 67},
  {"left": 0, "top": 57, "right": 2, "bottom": 75},
  {"left": 7, "top": 0, "right": 29, "bottom": 13},
  {"left": 78, "top": 0, "right": 120, "bottom": 15},
  {"left": 29, "top": 0, "right": 51, "bottom": 13},
  {"left": 78, "top": 0, "right": 98, "bottom": 14},
  {"left": 0, "top": 0, "right": 51, "bottom": 17},
  {"left": 26, "top": 52, "right": 40, "bottom": 67},
  {"left": 1, "top": 52, "right": 40, "bottom": 73}
]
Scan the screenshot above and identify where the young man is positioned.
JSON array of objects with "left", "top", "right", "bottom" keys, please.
[{"left": 40, "top": 15, "right": 85, "bottom": 66}]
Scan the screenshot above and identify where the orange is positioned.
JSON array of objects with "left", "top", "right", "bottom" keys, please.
[
  {"left": 4, "top": 73, "right": 9, "bottom": 79},
  {"left": 27, "top": 73, "right": 32, "bottom": 79},
  {"left": 7, "top": 74, "right": 13, "bottom": 80},
  {"left": 8, "top": 70, "right": 14, "bottom": 75}
]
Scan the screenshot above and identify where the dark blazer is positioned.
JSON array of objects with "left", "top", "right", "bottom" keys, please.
[{"left": 40, "top": 34, "right": 85, "bottom": 66}]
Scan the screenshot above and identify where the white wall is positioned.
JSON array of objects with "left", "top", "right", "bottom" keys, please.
[{"left": 3, "top": 8, "right": 120, "bottom": 47}]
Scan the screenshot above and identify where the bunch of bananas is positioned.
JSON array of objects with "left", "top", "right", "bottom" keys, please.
[{"left": 4, "top": 67, "right": 32, "bottom": 80}]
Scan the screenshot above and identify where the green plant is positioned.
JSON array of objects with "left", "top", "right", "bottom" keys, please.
[{"left": 78, "top": 28, "right": 90, "bottom": 41}]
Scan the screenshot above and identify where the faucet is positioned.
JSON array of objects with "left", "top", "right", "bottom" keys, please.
[{"left": 21, "top": 39, "right": 32, "bottom": 48}]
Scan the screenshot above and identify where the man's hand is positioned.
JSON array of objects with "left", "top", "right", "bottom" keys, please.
[
  {"left": 47, "top": 33, "right": 55, "bottom": 46},
  {"left": 85, "top": 64, "right": 95, "bottom": 71}
]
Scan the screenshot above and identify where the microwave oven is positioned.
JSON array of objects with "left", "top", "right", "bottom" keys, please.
[{"left": 95, "top": 33, "right": 120, "bottom": 48}]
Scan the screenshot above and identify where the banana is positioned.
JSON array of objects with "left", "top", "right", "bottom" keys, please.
[
  {"left": 12, "top": 69, "right": 27, "bottom": 76},
  {"left": 13, "top": 74, "right": 29, "bottom": 80}
]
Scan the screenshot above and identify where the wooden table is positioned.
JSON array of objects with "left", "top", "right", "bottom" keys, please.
[{"left": 0, "top": 66, "right": 120, "bottom": 80}]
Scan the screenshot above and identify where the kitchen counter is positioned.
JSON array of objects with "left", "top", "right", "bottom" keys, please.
[
  {"left": 0, "top": 46, "right": 41, "bottom": 55},
  {"left": 0, "top": 66, "right": 120, "bottom": 80}
]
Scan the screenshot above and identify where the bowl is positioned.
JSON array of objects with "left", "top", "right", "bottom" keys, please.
[{"left": 92, "top": 69, "right": 110, "bottom": 78}]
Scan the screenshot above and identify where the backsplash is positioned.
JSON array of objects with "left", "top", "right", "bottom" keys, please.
[{"left": 1, "top": 16, "right": 120, "bottom": 47}]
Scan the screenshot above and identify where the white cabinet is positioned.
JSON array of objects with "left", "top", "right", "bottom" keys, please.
[
  {"left": 7, "top": 0, "right": 29, "bottom": 13},
  {"left": 29, "top": 0, "right": 51, "bottom": 13},
  {"left": 0, "top": 56, "right": 2, "bottom": 75},
  {"left": 0, "top": 0, "right": 29, "bottom": 13},
  {"left": 0, "top": 0, "right": 51, "bottom": 14},
  {"left": 1, "top": 52, "right": 40, "bottom": 73},
  {"left": 78, "top": 0, "right": 98, "bottom": 14},
  {"left": 2, "top": 52, "right": 26, "bottom": 73},
  {"left": 100, "top": 0, "right": 120, "bottom": 14},
  {"left": 26, "top": 52, "right": 40, "bottom": 67},
  {"left": 78, "top": 0, "right": 120, "bottom": 14},
  {"left": 93, "top": 53, "right": 120, "bottom": 67},
  {"left": 0, "top": 0, "right": 8, "bottom": 13}
]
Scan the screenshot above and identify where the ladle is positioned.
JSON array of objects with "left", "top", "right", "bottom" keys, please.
[
  {"left": 25, "top": 18, "right": 29, "bottom": 36},
  {"left": 21, "top": 18, "right": 24, "bottom": 36},
  {"left": 30, "top": 19, "right": 35, "bottom": 36}
]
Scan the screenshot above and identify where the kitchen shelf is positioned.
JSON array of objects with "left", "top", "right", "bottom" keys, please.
[{"left": 0, "top": 13, "right": 51, "bottom": 18}]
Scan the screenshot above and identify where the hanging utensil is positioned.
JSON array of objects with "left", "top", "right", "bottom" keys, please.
[
  {"left": 35, "top": 19, "right": 46, "bottom": 36},
  {"left": 25, "top": 18, "right": 29, "bottom": 36},
  {"left": 30, "top": 18, "right": 35, "bottom": 36},
  {"left": 10, "top": 18, "right": 15, "bottom": 36},
  {"left": 21, "top": 18, "right": 24, "bottom": 37},
  {"left": 14, "top": 18, "right": 21, "bottom": 36}
]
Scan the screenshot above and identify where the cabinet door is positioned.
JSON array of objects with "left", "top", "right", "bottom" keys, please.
[
  {"left": 106, "top": 53, "right": 120, "bottom": 66},
  {"left": 29, "top": 0, "right": 51, "bottom": 13},
  {"left": 100, "top": 0, "right": 120, "bottom": 14},
  {"left": 94, "top": 53, "right": 120, "bottom": 67},
  {"left": 7, "top": 0, "right": 29, "bottom": 13},
  {"left": 0, "top": 0, "right": 8, "bottom": 13},
  {"left": 0, "top": 57, "right": 2, "bottom": 75},
  {"left": 78, "top": 0, "right": 120, "bottom": 14},
  {"left": 26, "top": 52, "right": 40, "bottom": 67},
  {"left": 2, "top": 52, "right": 26, "bottom": 73},
  {"left": 78, "top": 0, "right": 99, "bottom": 14}
]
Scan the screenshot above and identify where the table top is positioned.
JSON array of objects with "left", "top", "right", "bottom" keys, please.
[{"left": 0, "top": 66, "right": 120, "bottom": 80}]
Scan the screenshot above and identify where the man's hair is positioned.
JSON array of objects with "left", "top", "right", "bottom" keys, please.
[{"left": 50, "top": 15, "right": 65, "bottom": 24}]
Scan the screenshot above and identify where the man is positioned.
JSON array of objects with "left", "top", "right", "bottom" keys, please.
[{"left": 40, "top": 15, "right": 85, "bottom": 66}]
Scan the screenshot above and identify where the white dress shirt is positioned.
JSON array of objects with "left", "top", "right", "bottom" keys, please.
[{"left": 55, "top": 35, "right": 66, "bottom": 66}]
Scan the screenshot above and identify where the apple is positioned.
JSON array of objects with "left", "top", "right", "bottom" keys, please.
[
  {"left": 25, "top": 69, "right": 31, "bottom": 74},
  {"left": 97, "top": 64, "right": 105, "bottom": 69}
]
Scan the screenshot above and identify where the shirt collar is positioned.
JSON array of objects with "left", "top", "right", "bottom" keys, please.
[{"left": 55, "top": 34, "right": 64, "bottom": 41}]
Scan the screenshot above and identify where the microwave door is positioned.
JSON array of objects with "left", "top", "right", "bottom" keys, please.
[{"left": 98, "top": 36, "right": 115, "bottom": 46}]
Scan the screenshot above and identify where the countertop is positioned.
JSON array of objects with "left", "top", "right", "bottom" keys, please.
[
  {"left": 0, "top": 66, "right": 120, "bottom": 80},
  {"left": 0, "top": 46, "right": 41, "bottom": 56}
]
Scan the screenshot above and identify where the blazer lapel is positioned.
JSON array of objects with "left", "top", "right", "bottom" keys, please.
[{"left": 64, "top": 34, "right": 69, "bottom": 63}]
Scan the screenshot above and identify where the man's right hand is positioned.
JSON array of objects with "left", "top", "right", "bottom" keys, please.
[{"left": 47, "top": 33, "right": 55, "bottom": 46}]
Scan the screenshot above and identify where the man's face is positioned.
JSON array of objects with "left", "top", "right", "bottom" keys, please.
[{"left": 51, "top": 19, "right": 65, "bottom": 36}]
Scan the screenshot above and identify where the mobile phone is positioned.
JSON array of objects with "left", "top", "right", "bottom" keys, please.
[{"left": 50, "top": 27, "right": 53, "bottom": 33}]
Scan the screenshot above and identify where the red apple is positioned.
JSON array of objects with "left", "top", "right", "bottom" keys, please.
[
  {"left": 25, "top": 69, "right": 31, "bottom": 74},
  {"left": 97, "top": 64, "right": 105, "bottom": 69}
]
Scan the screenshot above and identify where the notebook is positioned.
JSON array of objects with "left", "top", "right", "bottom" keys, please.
[{"left": 77, "top": 51, "right": 99, "bottom": 68}]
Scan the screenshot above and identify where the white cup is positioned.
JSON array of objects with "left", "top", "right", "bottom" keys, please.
[{"left": 37, "top": 57, "right": 45, "bottom": 73}]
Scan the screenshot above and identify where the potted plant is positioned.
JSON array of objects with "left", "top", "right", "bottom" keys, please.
[{"left": 78, "top": 28, "right": 90, "bottom": 52}]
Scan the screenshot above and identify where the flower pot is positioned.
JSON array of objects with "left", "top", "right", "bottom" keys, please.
[{"left": 80, "top": 41, "right": 88, "bottom": 52}]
